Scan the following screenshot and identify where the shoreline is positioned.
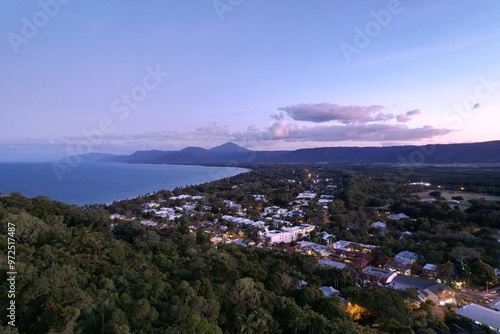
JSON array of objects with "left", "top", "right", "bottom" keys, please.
[{"left": 0, "top": 162, "right": 250, "bottom": 207}]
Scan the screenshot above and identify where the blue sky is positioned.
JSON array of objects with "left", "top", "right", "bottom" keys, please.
[{"left": 1, "top": 0, "right": 500, "bottom": 161}]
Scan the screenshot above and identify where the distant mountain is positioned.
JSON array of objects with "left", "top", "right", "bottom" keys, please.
[
  {"left": 93, "top": 140, "right": 500, "bottom": 165},
  {"left": 102, "top": 150, "right": 174, "bottom": 163},
  {"left": 209, "top": 142, "right": 251, "bottom": 153}
]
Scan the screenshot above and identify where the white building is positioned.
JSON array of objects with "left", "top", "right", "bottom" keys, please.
[
  {"left": 221, "top": 215, "right": 266, "bottom": 228},
  {"left": 264, "top": 225, "right": 315, "bottom": 245},
  {"left": 140, "top": 220, "right": 158, "bottom": 228},
  {"left": 253, "top": 194, "right": 267, "bottom": 202},
  {"left": 370, "top": 221, "right": 387, "bottom": 229},
  {"left": 319, "top": 286, "right": 339, "bottom": 298},
  {"left": 296, "top": 191, "right": 317, "bottom": 200},
  {"left": 395, "top": 251, "right": 418, "bottom": 264},
  {"left": 169, "top": 194, "right": 202, "bottom": 200},
  {"left": 388, "top": 213, "right": 410, "bottom": 220},
  {"left": 262, "top": 206, "right": 288, "bottom": 216},
  {"left": 409, "top": 181, "right": 431, "bottom": 186},
  {"left": 154, "top": 207, "right": 183, "bottom": 220},
  {"left": 330, "top": 240, "right": 377, "bottom": 252}
]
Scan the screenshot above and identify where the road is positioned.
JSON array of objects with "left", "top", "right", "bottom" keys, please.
[{"left": 456, "top": 286, "right": 499, "bottom": 306}]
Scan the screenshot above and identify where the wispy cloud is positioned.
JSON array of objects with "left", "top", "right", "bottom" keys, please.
[
  {"left": 249, "top": 121, "right": 453, "bottom": 142},
  {"left": 397, "top": 109, "right": 421, "bottom": 122}
]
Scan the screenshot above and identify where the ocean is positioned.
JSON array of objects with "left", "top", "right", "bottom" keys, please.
[{"left": 0, "top": 162, "right": 247, "bottom": 205}]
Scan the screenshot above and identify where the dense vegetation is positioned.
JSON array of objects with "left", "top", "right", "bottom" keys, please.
[
  {"left": 0, "top": 193, "right": 366, "bottom": 333},
  {"left": 1, "top": 164, "right": 499, "bottom": 333}
]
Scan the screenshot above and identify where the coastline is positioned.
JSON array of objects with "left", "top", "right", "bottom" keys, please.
[{"left": 0, "top": 162, "right": 250, "bottom": 206}]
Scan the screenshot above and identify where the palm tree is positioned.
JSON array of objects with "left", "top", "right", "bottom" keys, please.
[
  {"left": 56, "top": 233, "right": 80, "bottom": 255},
  {"left": 238, "top": 308, "right": 272, "bottom": 334}
]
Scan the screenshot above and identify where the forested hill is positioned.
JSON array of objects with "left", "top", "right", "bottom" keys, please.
[
  {"left": 99, "top": 140, "right": 500, "bottom": 165},
  {"left": 0, "top": 193, "right": 365, "bottom": 333}
]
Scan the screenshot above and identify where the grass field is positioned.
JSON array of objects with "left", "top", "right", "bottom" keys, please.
[
  {"left": 413, "top": 190, "right": 500, "bottom": 210},
  {"left": 415, "top": 190, "right": 500, "bottom": 201}
]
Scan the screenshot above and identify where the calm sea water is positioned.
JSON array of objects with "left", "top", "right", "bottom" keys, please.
[{"left": 0, "top": 163, "right": 247, "bottom": 205}]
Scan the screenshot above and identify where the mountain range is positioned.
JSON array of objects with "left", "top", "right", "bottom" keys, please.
[{"left": 78, "top": 140, "right": 500, "bottom": 165}]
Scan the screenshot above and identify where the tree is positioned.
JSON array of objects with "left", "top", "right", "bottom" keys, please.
[
  {"left": 429, "top": 191, "right": 442, "bottom": 198},
  {"left": 231, "top": 277, "right": 261, "bottom": 308},
  {"left": 238, "top": 308, "right": 273, "bottom": 334},
  {"left": 469, "top": 260, "right": 497, "bottom": 287},
  {"left": 451, "top": 246, "right": 479, "bottom": 280}
]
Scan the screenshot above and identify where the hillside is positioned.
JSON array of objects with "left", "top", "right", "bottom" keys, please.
[{"left": 100, "top": 140, "right": 500, "bottom": 165}]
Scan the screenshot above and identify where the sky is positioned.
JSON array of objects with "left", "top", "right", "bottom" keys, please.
[{"left": 1, "top": 0, "right": 500, "bottom": 161}]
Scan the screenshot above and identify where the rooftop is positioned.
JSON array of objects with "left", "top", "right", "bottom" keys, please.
[
  {"left": 331, "top": 240, "right": 377, "bottom": 252},
  {"left": 319, "top": 286, "right": 339, "bottom": 298},
  {"left": 456, "top": 303, "right": 500, "bottom": 331},
  {"left": 395, "top": 250, "right": 418, "bottom": 260},
  {"left": 423, "top": 263, "right": 438, "bottom": 271},
  {"left": 388, "top": 213, "right": 410, "bottom": 220},
  {"left": 491, "top": 299, "right": 500, "bottom": 312},
  {"left": 390, "top": 275, "right": 437, "bottom": 290},
  {"left": 319, "top": 259, "right": 347, "bottom": 270},
  {"left": 363, "top": 267, "right": 396, "bottom": 279}
]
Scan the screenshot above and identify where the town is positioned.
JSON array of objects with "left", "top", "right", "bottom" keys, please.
[{"left": 107, "top": 164, "right": 500, "bottom": 334}]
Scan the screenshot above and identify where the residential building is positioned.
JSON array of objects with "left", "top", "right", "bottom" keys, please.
[
  {"left": 422, "top": 264, "right": 438, "bottom": 278},
  {"left": 296, "top": 191, "right": 317, "bottom": 199},
  {"left": 363, "top": 267, "right": 398, "bottom": 284},
  {"left": 395, "top": 251, "right": 418, "bottom": 264},
  {"left": 264, "top": 225, "right": 315, "bottom": 245},
  {"left": 297, "top": 241, "right": 326, "bottom": 255},
  {"left": 388, "top": 213, "right": 410, "bottom": 220},
  {"left": 328, "top": 240, "right": 377, "bottom": 267},
  {"left": 221, "top": 215, "right": 266, "bottom": 228},
  {"left": 319, "top": 286, "right": 339, "bottom": 298},
  {"left": 370, "top": 221, "right": 387, "bottom": 229},
  {"left": 385, "top": 258, "right": 412, "bottom": 276},
  {"left": 456, "top": 303, "right": 500, "bottom": 334},
  {"left": 253, "top": 194, "right": 267, "bottom": 202},
  {"left": 319, "top": 259, "right": 347, "bottom": 270},
  {"left": 140, "top": 220, "right": 158, "bottom": 228},
  {"left": 389, "top": 275, "right": 455, "bottom": 305}
]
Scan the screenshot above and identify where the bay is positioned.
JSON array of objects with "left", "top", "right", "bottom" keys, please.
[{"left": 0, "top": 162, "right": 247, "bottom": 205}]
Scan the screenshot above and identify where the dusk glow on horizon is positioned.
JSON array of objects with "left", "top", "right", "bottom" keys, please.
[{"left": 1, "top": 1, "right": 500, "bottom": 161}]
